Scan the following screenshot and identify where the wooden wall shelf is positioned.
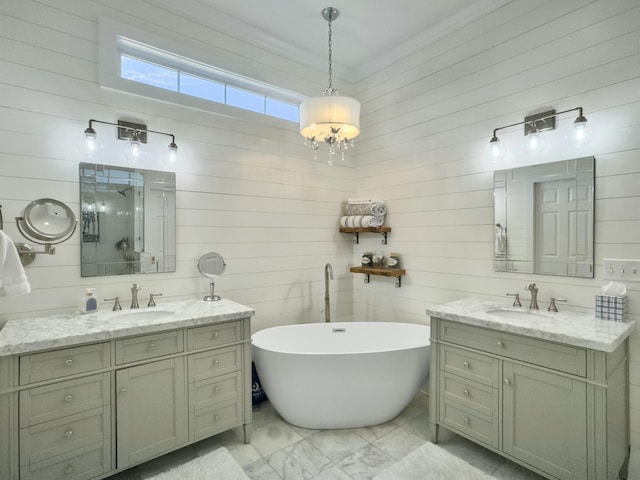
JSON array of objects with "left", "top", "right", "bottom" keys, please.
[
  {"left": 339, "top": 227, "right": 390, "bottom": 245},
  {"left": 349, "top": 267, "right": 405, "bottom": 288}
]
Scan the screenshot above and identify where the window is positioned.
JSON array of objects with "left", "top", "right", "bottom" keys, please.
[{"left": 116, "top": 39, "right": 301, "bottom": 123}]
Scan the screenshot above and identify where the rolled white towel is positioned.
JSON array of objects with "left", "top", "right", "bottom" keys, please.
[
  {"left": 340, "top": 215, "right": 384, "bottom": 228},
  {"left": 344, "top": 202, "right": 386, "bottom": 217}
]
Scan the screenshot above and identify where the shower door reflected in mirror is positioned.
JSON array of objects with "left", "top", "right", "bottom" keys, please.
[
  {"left": 494, "top": 156, "right": 594, "bottom": 278},
  {"left": 80, "top": 163, "right": 176, "bottom": 277}
]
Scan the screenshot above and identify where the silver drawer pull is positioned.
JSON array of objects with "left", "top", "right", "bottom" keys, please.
[
  {"left": 504, "top": 378, "right": 511, "bottom": 386},
  {"left": 463, "top": 361, "right": 470, "bottom": 369},
  {"left": 120, "top": 388, "right": 128, "bottom": 396},
  {"left": 463, "top": 417, "right": 470, "bottom": 425},
  {"left": 64, "top": 359, "right": 74, "bottom": 367},
  {"left": 213, "top": 332, "right": 220, "bottom": 339},
  {"left": 497, "top": 340, "right": 504, "bottom": 348},
  {"left": 463, "top": 389, "right": 470, "bottom": 398},
  {"left": 148, "top": 343, "right": 157, "bottom": 350},
  {"left": 64, "top": 394, "right": 74, "bottom": 403},
  {"left": 214, "top": 414, "right": 220, "bottom": 422},
  {"left": 64, "top": 429, "right": 73, "bottom": 438},
  {"left": 214, "top": 360, "right": 220, "bottom": 366},
  {"left": 214, "top": 387, "right": 221, "bottom": 394},
  {"left": 64, "top": 466, "right": 74, "bottom": 475}
]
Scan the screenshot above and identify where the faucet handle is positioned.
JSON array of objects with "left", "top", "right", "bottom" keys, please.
[
  {"left": 148, "top": 293, "right": 163, "bottom": 307},
  {"left": 506, "top": 293, "right": 522, "bottom": 307},
  {"left": 548, "top": 297, "right": 567, "bottom": 312},
  {"left": 104, "top": 297, "right": 122, "bottom": 311}
]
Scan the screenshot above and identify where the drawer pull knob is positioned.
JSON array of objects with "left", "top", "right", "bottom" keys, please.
[
  {"left": 214, "top": 414, "right": 220, "bottom": 422},
  {"left": 214, "top": 332, "right": 220, "bottom": 339},
  {"left": 463, "top": 389, "right": 470, "bottom": 398},
  {"left": 64, "top": 430, "right": 73, "bottom": 438},
  {"left": 120, "top": 388, "right": 128, "bottom": 396},
  {"left": 504, "top": 378, "right": 511, "bottom": 386},
  {"left": 463, "top": 417, "right": 470, "bottom": 425},
  {"left": 64, "top": 466, "right": 74, "bottom": 475},
  {"left": 463, "top": 361, "right": 470, "bottom": 369},
  {"left": 148, "top": 343, "right": 157, "bottom": 350},
  {"left": 214, "top": 387, "right": 221, "bottom": 394},
  {"left": 497, "top": 340, "right": 504, "bottom": 348},
  {"left": 214, "top": 360, "right": 220, "bottom": 366},
  {"left": 64, "top": 359, "right": 73, "bottom": 367},
  {"left": 64, "top": 394, "right": 74, "bottom": 403}
]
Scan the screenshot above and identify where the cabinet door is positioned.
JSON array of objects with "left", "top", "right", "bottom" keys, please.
[
  {"left": 0, "top": 393, "right": 17, "bottom": 480},
  {"left": 503, "top": 363, "right": 587, "bottom": 480},
  {"left": 116, "top": 357, "right": 187, "bottom": 468}
]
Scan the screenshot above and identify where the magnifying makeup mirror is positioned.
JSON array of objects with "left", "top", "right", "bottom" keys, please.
[
  {"left": 15, "top": 198, "right": 78, "bottom": 266},
  {"left": 197, "top": 252, "right": 226, "bottom": 301}
]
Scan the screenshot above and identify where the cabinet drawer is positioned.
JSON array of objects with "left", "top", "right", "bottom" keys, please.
[
  {"left": 20, "top": 408, "right": 109, "bottom": 466},
  {"left": 187, "top": 321, "right": 242, "bottom": 351},
  {"left": 115, "top": 330, "right": 184, "bottom": 365},
  {"left": 440, "top": 320, "right": 586, "bottom": 376},
  {"left": 441, "top": 372, "right": 498, "bottom": 415},
  {"left": 20, "top": 343, "right": 110, "bottom": 385},
  {"left": 191, "top": 400, "right": 240, "bottom": 442},
  {"left": 441, "top": 400, "right": 498, "bottom": 448},
  {"left": 441, "top": 345, "right": 500, "bottom": 387},
  {"left": 189, "top": 345, "right": 241, "bottom": 382},
  {"left": 20, "top": 373, "right": 109, "bottom": 426},
  {"left": 191, "top": 371, "right": 240, "bottom": 411},
  {"left": 21, "top": 442, "right": 108, "bottom": 480}
]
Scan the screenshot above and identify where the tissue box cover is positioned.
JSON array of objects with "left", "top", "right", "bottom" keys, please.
[{"left": 595, "top": 294, "right": 628, "bottom": 321}]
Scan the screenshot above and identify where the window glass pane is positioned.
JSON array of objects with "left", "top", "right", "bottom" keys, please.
[
  {"left": 266, "top": 98, "right": 299, "bottom": 122},
  {"left": 179, "top": 72, "right": 225, "bottom": 103},
  {"left": 226, "top": 86, "right": 264, "bottom": 113},
  {"left": 121, "top": 55, "right": 178, "bottom": 91}
]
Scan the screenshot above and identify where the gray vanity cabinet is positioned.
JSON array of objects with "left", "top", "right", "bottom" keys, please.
[
  {"left": 430, "top": 317, "right": 629, "bottom": 480},
  {"left": 1, "top": 356, "right": 17, "bottom": 480},
  {"left": 116, "top": 357, "right": 187, "bottom": 468}
]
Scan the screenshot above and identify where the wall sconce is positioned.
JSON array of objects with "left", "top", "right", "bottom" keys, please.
[
  {"left": 488, "top": 107, "right": 593, "bottom": 159},
  {"left": 84, "top": 119, "right": 178, "bottom": 163}
]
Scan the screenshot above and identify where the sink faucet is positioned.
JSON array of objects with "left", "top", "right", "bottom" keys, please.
[
  {"left": 324, "top": 263, "right": 333, "bottom": 323},
  {"left": 130, "top": 283, "right": 141, "bottom": 309},
  {"left": 524, "top": 283, "right": 539, "bottom": 309}
]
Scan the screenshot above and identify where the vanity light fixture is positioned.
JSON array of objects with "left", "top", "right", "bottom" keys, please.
[
  {"left": 488, "top": 107, "right": 593, "bottom": 159},
  {"left": 84, "top": 119, "right": 178, "bottom": 162},
  {"left": 299, "top": 7, "right": 360, "bottom": 165}
]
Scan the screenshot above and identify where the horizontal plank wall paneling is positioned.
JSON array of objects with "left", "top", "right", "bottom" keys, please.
[
  {"left": 351, "top": 0, "right": 640, "bottom": 474},
  {"left": 0, "top": 0, "right": 353, "bottom": 327}
]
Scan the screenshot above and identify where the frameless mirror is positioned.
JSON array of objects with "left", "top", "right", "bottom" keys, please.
[
  {"left": 197, "top": 252, "right": 226, "bottom": 301},
  {"left": 80, "top": 163, "right": 176, "bottom": 277},
  {"left": 494, "top": 156, "right": 594, "bottom": 277}
]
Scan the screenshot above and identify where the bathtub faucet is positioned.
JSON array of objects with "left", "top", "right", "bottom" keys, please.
[{"left": 324, "top": 263, "right": 334, "bottom": 323}]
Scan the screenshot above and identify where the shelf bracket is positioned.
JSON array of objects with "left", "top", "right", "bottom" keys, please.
[
  {"left": 396, "top": 276, "right": 402, "bottom": 288},
  {"left": 350, "top": 231, "right": 387, "bottom": 245},
  {"left": 352, "top": 232, "right": 359, "bottom": 244},
  {"left": 363, "top": 274, "right": 370, "bottom": 284},
  {"left": 380, "top": 231, "right": 388, "bottom": 245}
]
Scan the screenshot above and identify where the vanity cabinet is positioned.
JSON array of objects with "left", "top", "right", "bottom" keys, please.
[
  {"left": 430, "top": 317, "right": 629, "bottom": 480},
  {"left": 1, "top": 314, "right": 252, "bottom": 480}
]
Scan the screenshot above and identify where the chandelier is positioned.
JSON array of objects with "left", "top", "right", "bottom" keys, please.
[{"left": 299, "top": 7, "right": 360, "bottom": 165}]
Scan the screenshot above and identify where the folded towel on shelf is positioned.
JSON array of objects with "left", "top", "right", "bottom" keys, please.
[
  {"left": 340, "top": 215, "right": 385, "bottom": 228},
  {"left": 0, "top": 230, "right": 31, "bottom": 296},
  {"left": 344, "top": 202, "right": 386, "bottom": 217}
]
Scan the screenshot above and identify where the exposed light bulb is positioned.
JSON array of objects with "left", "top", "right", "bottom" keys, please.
[
  {"left": 487, "top": 135, "right": 505, "bottom": 161},
  {"left": 524, "top": 124, "right": 546, "bottom": 155},
  {"left": 167, "top": 142, "right": 178, "bottom": 163}
]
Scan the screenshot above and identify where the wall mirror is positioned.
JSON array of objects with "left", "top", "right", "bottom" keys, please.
[
  {"left": 79, "top": 162, "right": 176, "bottom": 277},
  {"left": 494, "top": 156, "right": 594, "bottom": 278}
]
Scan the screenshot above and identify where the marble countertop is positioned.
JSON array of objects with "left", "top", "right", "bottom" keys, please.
[
  {"left": 426, "top": 298, "right": 635, "bottom": 352},
  {"left": 0, "top": 298, "right": 255, "bottom": 356}
]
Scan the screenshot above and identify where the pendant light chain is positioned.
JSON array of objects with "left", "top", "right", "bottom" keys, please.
[{"left": 327, "top": 15, "right": 333, "bottom": 93}]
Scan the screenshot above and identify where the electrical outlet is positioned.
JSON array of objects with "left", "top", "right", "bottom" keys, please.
[{"left": 603, "top": 258, "right": 640, "bottom": 282}]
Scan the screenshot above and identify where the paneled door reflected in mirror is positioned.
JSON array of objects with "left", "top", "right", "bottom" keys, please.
[
  {"left": 79, "top": 163, "right": 176, "bottom": 277},
  {"left": 494, "top": 156, "right": 594, "bottom": 278}
]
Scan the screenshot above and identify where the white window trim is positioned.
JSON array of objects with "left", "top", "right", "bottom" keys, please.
[{"left": 99, "top": 17, "right": 305, "bottom": 123}]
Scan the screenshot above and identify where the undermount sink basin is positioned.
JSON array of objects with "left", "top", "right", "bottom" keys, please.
[
  {"left": 116, "top": 310, "right": 175, "bottom": 321},
  {"left": 485, "top": 309, "right": 536, "bottom": 320}
]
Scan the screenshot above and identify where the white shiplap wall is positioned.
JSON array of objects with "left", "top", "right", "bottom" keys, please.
[
  {"left": 0, "top": 0, "right": 354, "bottom": 329},
  {"left": 351, "top": 0, "right": 640, "bottom": 474},
  {"left": 2, "top": 0, "right": 640, "bottom": 474}
]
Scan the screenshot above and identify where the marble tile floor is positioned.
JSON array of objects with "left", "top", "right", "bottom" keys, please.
[{"left": 109, "top": 392, "right": 548, "bottom": 480}]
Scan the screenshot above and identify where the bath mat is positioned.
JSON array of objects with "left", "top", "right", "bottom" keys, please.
[
  {"left": 373, "top": 442, "right": 495, "bottom": 480},
  {"left": 141, "top": 447, "right": 250, "bottom": 480}
]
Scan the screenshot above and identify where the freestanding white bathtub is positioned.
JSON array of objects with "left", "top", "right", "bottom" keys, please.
[{"left": 251, "top": 322, "right": 430, "bottom": 429}]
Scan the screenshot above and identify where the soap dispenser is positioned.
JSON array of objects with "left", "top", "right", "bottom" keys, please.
[{"left": 80, "top": 288, "right": 98, "bottom": 314}]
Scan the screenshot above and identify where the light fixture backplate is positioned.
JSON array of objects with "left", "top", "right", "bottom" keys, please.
[
  {"left": 117, "top": 120, "right": 147, "bottom": 143},
  {"left": 524, "top": 109, "right": 556, "bottom": 135}
]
